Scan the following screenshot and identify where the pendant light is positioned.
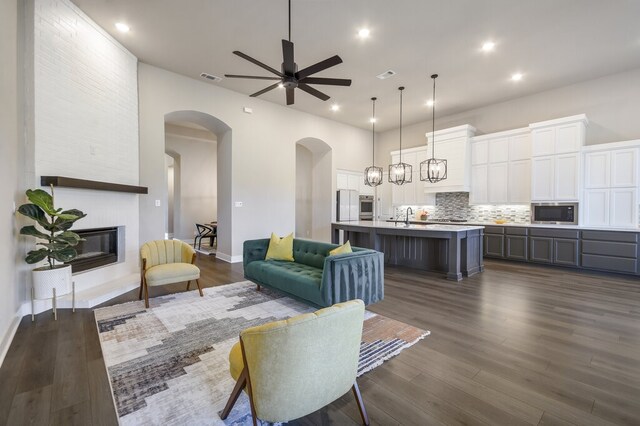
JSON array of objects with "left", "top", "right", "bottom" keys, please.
[
  {"left": 364, "top": 97, "right": 383, "bottom": 187},
  {"left": 420, "top": 74, "right": 447, "bottom": 183},
  {"left": 388, "top": 86, "right": 412, "bottom": 185}
]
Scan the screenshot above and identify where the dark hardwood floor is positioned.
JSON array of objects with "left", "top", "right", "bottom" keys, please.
[{"left": 1, "top": 256, "right": 640, "bottom": 425}]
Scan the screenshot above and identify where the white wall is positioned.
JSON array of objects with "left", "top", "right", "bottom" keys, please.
[
  {"left": 0, "top": 0, "right": 24, "bottom": 366},
  {"left": 29, "top": 0, "right": 140, "bottom": 293},
  {"left": 375, "top": 67, "right": 640, "bottom": 210},
  {"left": 165, "top": 134, "right": 218, "bottom": 240},
  {"left": 295, "top": 144, "right": 313, "bottom": 238},
  {"left": 138, "top": 64, "right": 372, "bottom": 261}
]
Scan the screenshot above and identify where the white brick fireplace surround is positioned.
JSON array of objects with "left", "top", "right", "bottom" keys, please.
[{"left": 25, "top": 0, "right": 140, "bottom": 314}]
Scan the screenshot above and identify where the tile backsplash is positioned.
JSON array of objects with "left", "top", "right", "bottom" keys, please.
[{"left": 394, "top": 192, "right": 531, "bottom": 224}]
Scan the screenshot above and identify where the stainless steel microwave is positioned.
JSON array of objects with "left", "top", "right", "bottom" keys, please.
[{"left": 531, "top": 203, "right": 578, "bottom": 225}]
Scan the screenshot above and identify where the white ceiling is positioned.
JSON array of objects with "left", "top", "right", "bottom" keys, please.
[{"left": 72, "top": 0, "right": 640, "bottom": 132}]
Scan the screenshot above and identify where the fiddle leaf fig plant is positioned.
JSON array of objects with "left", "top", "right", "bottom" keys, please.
[{"left": 18, "top": 187, "right": 87, "bottom": 269}]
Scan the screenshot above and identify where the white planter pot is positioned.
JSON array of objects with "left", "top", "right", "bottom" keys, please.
[{"left": 32, "top": 264, "right": 72, "bottom": 300}]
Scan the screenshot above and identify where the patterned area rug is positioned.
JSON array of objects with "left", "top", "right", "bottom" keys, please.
[{"left": 94, "top": 281, "right": 429, "bottom": 425}]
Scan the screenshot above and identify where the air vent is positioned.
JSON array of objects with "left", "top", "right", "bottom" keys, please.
[
  {"left": 376, "top": 70, "right": 396, "bottom": 80},
  {"left": 200, "top": 73, "right": 222, "bottom": 82}
]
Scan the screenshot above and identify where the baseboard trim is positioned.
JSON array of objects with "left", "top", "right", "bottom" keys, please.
[
  {"left": 215, "top": 252, "right": 243, "bottom": 263},
  {"left": 0, "top": 311, "right": 22, "bottom": 369}
]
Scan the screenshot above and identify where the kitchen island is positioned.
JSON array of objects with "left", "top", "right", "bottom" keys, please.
[{"left": 331, "top": 221, "right": 484, "bottom": 281}]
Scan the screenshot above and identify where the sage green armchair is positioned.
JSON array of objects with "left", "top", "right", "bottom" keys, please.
[
  {"left": 220, "top": 299, "right": 369, "bottom": 425},
  {"left": 139, "top": 240, "right": 202, "bottom": 308}
]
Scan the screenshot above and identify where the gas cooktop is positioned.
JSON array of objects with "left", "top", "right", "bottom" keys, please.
[{"left": 429, "top": 218, "right": 469, "bottom": 223}]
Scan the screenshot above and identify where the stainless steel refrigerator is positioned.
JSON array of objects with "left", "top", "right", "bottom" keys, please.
[{"left": 336, "top": 190, "right": 360, "bottom": 221}]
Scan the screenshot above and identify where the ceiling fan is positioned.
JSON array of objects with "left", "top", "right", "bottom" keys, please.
[{"left": 224, "top": 0, "right": 351, "bottom": 105}]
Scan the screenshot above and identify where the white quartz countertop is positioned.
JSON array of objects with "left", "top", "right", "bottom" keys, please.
[
  {"left": 385, "top": 220, "right": 640, "bottom": 233},
  {"left": 332, "top": 221, "right": 484, "bottom": 232}
]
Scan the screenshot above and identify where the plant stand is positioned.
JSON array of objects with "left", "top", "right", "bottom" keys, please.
[{"left": 31, "top": 281, "right": 75, "bottom": 321}]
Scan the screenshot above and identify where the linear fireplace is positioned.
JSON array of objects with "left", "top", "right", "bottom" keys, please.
[{"left": 69, "top": 227, "right": 119, "bottom": 273}]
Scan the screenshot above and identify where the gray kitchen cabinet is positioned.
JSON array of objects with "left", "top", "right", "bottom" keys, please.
[
  {"left": 506, "top": 236, "right": 528, "bottom": 260},
  {"left": 580, "top": 230, "right": 638, "bottom": 274},
  {"left": 483, "top": 226, "right": 505, "bottom": 258},
  {"left": 529, "top": 236, "right": 554, "bottom": 264},
  {"left": 553, "top": 238, "right": 580, "bottom": 266},
  {"left": 484, "top": 234, "right": 505, "bottom": 258}
]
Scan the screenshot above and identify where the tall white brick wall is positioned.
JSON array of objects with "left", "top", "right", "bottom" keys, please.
[{"left": 32, "top": 0, "right": 140, "bottom": 293}]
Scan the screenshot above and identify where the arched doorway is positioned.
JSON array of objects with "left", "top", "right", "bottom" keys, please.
[
  {"left": 163, "top": 111, "right": 232, "bottom": 257},
  {"left": 295, "top": 138, "right": 332, "bottom": 241}
]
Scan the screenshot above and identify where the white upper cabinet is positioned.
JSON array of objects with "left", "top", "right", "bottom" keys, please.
[
  {"left": 529, "top": 114, "right": 588, "bottom": 202},
  {"left": 470, "top": 128, "right": 530, "bottom": 204},
  {"left": 585, "top": 151, "right": 610, "bottom": 188},
  {"left": 611, "top": 149, "right": 637, "bottom": 187},
  {"left": 336, "top": 172, "right": 349, "bottom": 190},
  {"left": 488, "top": 162, "right": 509, "bottom": 203},
  {"left": 336, "top": 169, "right": 374, "bottom": 195},
  {"left": 471, "top": 140, "right": 488, "bottom": 165},
  {"left": 531, "top": 156, "right": 555, "bottom": 201},
  {"left": 489, "top": 137, "right": 509, "bottom": 163},
  {"left": 508, "top": 160, "right": 531, "bottom": 203},
  {"left": 582, "top": 141, "right": 639, "bottom": 228},
  {"left": 509, "top": 134, "right": 531, "bottom": 161},
  {"left": 422, "top": 125, "right": 476, "bottom": 193}
]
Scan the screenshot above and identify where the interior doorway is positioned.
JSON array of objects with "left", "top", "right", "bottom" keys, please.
[
  {"left": 295, "top": 138, "right": 332, "bottom": 241},
  {"left": 163, "top": 111, "right": 232, "bottom": 257}
]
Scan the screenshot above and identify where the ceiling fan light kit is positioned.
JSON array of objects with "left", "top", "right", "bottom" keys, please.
[
  {"left": 224, "top": 0, "right": 351, "bottom": 105},
  {"left": 364, "top": 97, "right": 383, "bottom": 187},
  {"left": 420, "top": 74, "right": 448, "bottom": 183},
  {"left": 388, "top": 86, "right": 412, "bottom": 186}
]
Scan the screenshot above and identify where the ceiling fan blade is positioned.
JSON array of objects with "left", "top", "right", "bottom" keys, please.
[
  {"left": 233, "top": 51, "right": 283, "bottom": 77},
  {"left": 250, "top": 82, "right": 281, "bottom": 97},
  {"left": 286, "top": 87, "right": 295, "bottom": 105},
  {"left": 282, "top": 39, "right": 295, "bottom": 75},
  {"left": 299, "top": 77, "right": 352, "bottom": 86},
  {"left": 225, "top": 74, "right": 282, "bottom": 80},
  {"left": 295, "top": 55, "right": 343, "bottom": 80},
  {"left": 298, "top": 83, "right": 330, "bottom": 101}
]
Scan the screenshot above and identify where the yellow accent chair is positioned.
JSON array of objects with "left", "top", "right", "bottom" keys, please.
[
  {"left": 139, "top": 240, "right": 202, "bottom": 308},
  {"left": 220, "top": 299, "right": 369, "bottom": 425}
]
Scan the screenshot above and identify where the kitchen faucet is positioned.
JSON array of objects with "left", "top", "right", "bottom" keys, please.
[{"left": 405, "top": 207, "right": 413, "bottom": 225}]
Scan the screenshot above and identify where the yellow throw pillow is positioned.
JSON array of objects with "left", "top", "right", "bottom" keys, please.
[
  {"left": 329, "top": 240, "right": 353, "bottom": 256},
  {"left": 265, "top": 233, "right": 294, "bottom": 261}
]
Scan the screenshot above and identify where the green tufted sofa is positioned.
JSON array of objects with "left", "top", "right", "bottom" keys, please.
[{"left": 243, "top": 238, "right": 384, "bottom": 307}]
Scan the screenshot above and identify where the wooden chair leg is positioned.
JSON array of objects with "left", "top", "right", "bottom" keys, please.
[
  {"left": 256, "top": 284, "right": 261, "bottom": 291},
  {"left": 352, "top": 381, "right": 369, "bottom": 425},
  {"left": 195, "top": 279, "right": 204, "bottom": 297},
  {"left": 138, "top": 278, "right": 143, "bottom": 300},
  {"left": 144, "top": 281, "right": 150, "bottom": 309},
  {"left": 220, "top": 369, "right": 247, "bottom": 420},
  {"left": 186, "top": 280, "right": 191, "bottom": 291}
]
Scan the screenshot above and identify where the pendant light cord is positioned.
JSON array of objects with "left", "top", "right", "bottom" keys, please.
[
  {"left": 399, "top": 87, "right": 404, "bottom": 162},
  {"left": 431, "top": 75, "right": 437, "bottom": 159},
  {"left": 372, "top": 97, "right": 376, "bottom": 164}
]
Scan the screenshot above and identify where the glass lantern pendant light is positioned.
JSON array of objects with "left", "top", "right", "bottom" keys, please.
[
  {"left": 364, "top": 97, "right": 383, "bottom": 187},
  {"left": 388, "top": 86, "right": 412, "bottom": 185},
  {"left": 420, "top": 74, "right": 447, "bottom": 183}
]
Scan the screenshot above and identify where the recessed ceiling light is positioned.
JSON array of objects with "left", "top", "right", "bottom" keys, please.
[
  {"left": 426, "top": 99, "right": 435, "bottom": 107},
  {"left": 115, "top": 22, "right": 130, "bottom": 33},
  {"left": 278, "top": 83, "right": 284, "bottom": 89},
  {"left": 369, "top": 117, "right": 376, "bottom": 123},
  {"left": 358, "top": 28, "right": 370, "bottom": 38},
  {"left": 481, "top": 41, "right": 495, "bottom": 52},
  {"left": 331, "top": 104, "right": 340, "bottom": 112},
  {"left": 511, "top": 73, "right": 523, "bottom": 81}
]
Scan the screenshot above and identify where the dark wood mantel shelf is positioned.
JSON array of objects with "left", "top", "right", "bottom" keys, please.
[{"left": 41, "top": 176, "right": 148, "bottom": 194}]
